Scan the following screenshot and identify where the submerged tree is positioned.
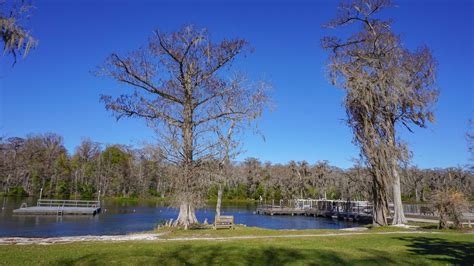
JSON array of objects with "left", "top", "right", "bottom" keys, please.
[
  {"left": 97, "top": 25, "right": 269, "bottom": 228},
  {"left": 322, "top": 0, "right": 438, "bottom": 226},
  {"left": 1, "top": 0, "right": 37, "bottom": 63}
]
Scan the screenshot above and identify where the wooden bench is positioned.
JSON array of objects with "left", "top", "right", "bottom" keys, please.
[
  {"left": 462, "top": 213, "right": 474, "bottom": 228},
  {"left": 420, "top": 206, "right": 435, "bottom": 216},
  {"left": 214, "top": 215, "right": 234, "bottom": 229}
]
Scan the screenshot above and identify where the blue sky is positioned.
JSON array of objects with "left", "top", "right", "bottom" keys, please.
[{"left": 1, "top": 0, "right": 473, "bottom": 168}]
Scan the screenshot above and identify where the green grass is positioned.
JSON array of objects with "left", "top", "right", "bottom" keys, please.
[
  {"left": 151, "top": 223, "right": 468, "bottom": 240},
  {"left": 405, "top": 221, "right": 474, "bottom": 233},
  {"left": 153, "top": 225, "right": 342, "bottom": 238},
  {"left": 1, "top": 229, "right": 473, "bottom": 265}
]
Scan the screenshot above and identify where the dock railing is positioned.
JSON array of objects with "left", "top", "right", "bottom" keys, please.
[
  {"left": 258, "top": 199, "right": 373, "bottom": 215},
  {"left": 256, "top": 198, "right": 474, "bottom": 224},
  {"left": 37, "top": 199, "right": 101, "bottom": 208}
]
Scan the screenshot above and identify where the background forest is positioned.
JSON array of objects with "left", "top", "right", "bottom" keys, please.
[{"left": 1, "top": 133, "right": 472, "bottom": 202}]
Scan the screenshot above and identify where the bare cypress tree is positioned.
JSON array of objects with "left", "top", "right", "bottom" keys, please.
[
  {"left": 322, "top": 0, "right": 438, "bottom": 226},
  {"left": 96, "top": 25, "right": 269, "bottom": 227},
  {"left": 213, "top": 121, "right": 239, "bottom": 217}
]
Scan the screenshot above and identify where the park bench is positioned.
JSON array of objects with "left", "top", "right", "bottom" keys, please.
[
  {"left": 463, "top": 212, "right": 474, "bottom": 228},
  {"left": 214, "top": 215, "right": 234, "bottom": 229},
  {"left": 420, "top": 206, "right": 435, "bottom": 216}
]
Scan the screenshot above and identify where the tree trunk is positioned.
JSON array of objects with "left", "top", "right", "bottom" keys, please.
[
  {"left": 174, "top": 201, "right": 198, "bottom": 229},
  {"left": 216, "top": 183, "right": 223, "bottom": 217},
  {"left": 156, "top": 179, "right": 161, "bottom": 197},
  {"left": 414, "top": 182, "right": 420, "bottom": 202},
  {"left": 372, "top": 172, "right": 389, "bottom": 227},
  {"left": 438, "top": 207, "right": 448, "bottom": 229},
  {"left": 391, "top": 162, "right": 407, "bottom": 225},
  {"left": 373, "top": 196, "right": 389, "bottom": 226},
  {"left": 173, "top": 93, "right": 199, "bottom": 228}
]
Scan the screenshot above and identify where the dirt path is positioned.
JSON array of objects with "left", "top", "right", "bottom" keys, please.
[
  {"left": 0, "top": 231, "right": 444, "bottom": 245},
  {"left": 0, "top": 233, "right": 164, "bottom": 245}
]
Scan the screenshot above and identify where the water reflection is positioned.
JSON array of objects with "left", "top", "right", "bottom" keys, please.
[{"left": 0, "top": 196, "right": 360, "bottom": 237}]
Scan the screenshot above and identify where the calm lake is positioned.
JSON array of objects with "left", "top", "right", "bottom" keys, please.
[{"left": 0, "top": 197, "right": 360, "bottom": 237}]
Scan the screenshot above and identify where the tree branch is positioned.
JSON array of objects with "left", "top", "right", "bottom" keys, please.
[{"left": 113, "top": 54, "right": 184, "bottom": 104}]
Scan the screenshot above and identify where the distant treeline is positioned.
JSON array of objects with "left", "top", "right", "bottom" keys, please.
[{"left": 1, "top": 133, "right": 473, "bottom": 201}]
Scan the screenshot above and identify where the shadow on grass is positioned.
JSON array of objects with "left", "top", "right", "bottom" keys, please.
[
  {"left": 397, "top": 236, "right": 474, "bottom": 265},
  {"left": 53, "top": 244, "right": 403, "bottom": 265}
]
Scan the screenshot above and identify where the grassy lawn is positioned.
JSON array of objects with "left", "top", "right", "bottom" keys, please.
[
  {"left": 151, "top": 224, "right": 418, "bottom": 239},
  {"left": 0, "top": 228, "right": 473, "bottom": 265},
  {"left": 154, "top": 225, "right": 340, "bottom": 238}
]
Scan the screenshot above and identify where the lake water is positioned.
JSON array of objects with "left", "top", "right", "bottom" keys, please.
[{"left": 0, "top": 197, "right": 361, "bottom": 237}]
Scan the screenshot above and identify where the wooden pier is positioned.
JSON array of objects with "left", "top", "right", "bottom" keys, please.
[
  {"left": 256, "top": 199, "right": 373, "bottom": 223},
  {"left": 256, "top": 207, "right": 306, "bottom": 216},
  {"left": 256, "top": 199, "right": 474, "bottom": 225},
  {"left": 13, "top": 199, "right": 101, "bottom": 216}
]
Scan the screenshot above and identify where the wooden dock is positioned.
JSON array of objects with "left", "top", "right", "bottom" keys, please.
[
  {"left": 256, "top": 207, "right": 306, "bottom": 216},
  {"left": 256, "top": 207, "right": 373, "bottom": 223},
  {"left": 256, "top": 199, "right": 374, "bottom": 223},
  {"left": 256, "top": 199, "right": 474, "bottom": 225},
  {"left": 13, "top": 199, "right": 101, "bottom": 216}
]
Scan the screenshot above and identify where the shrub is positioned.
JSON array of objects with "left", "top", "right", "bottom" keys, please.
[
  {"left": 7, "top": 187, "right": 29, "bottom": 197},
  {"left": 78, "top": 184, "right": 96, "bottom": 199},
  {"left": 431, "top": 189, "right": 469, "bottom": 229},
  {"left": 55, "top": 181, "right": 71, "bottom": 199}
]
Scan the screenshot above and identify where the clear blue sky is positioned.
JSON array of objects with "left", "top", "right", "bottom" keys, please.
[{"left": 1, "top": 0, "right": 473, "bottom": 168}]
